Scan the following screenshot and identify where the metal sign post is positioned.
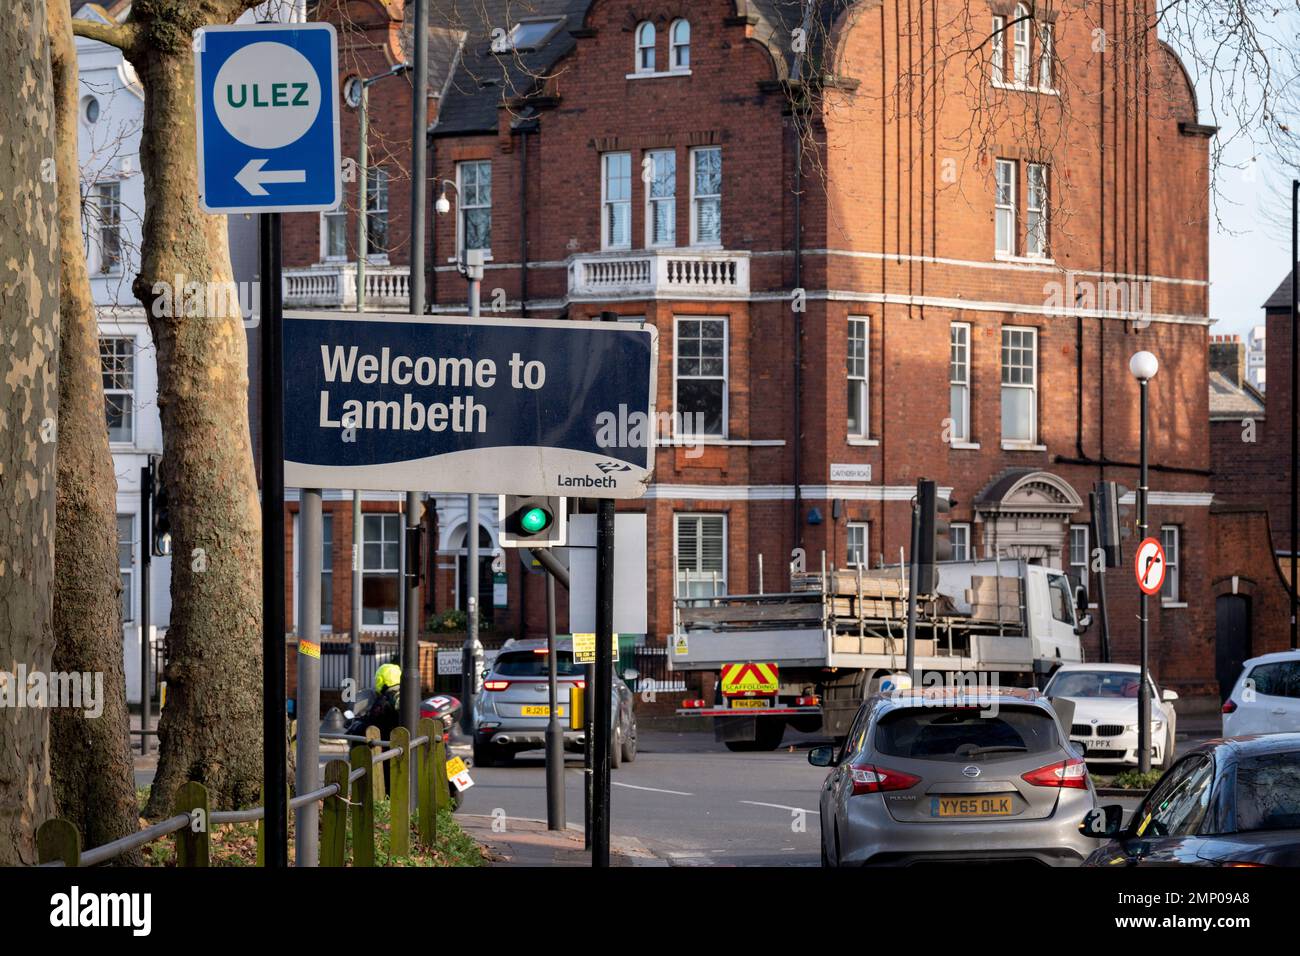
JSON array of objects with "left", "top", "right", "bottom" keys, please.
[
  {"left": 194, "top": 21, "right": 343, "bottom": 869},
  {"left": 592, "top": 500, "right": 615, "bottom": 867}
]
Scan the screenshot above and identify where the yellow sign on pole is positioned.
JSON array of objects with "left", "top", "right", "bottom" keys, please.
[{"left": 572, "top": 633, "right": 619, "bottom": 664}]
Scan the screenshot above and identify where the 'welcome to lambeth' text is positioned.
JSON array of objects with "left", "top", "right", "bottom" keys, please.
[{"left": 316, "top": 344, "right": 548, "bottom": 435}]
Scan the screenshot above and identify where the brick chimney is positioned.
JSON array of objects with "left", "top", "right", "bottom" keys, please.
[{"left": 1209, "top": 334, "right": 1245, "bottom": 388}]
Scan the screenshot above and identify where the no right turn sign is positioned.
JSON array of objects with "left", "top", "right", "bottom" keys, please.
[{"left": 1134, "top": 537, "right": 1167, "bottom": 596}]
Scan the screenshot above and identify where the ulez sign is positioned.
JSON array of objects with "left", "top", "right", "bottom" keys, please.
[
  {"left": 283, "top": 312, "right": 659, "bottom": 499},
  {"left": 194, "top": 22, "right": 341, "bottom": 214}
]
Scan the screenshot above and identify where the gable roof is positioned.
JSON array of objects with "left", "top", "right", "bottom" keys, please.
[
  {"left": 1209, "top": 370, "right": 1265, "bottom": 420},
  {"left": 1265, "top": 266, "right": 1297, "bottom": 311}
]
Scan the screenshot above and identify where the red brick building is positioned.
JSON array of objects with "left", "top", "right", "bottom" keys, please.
[{"left": 281, "top": 1, "right": 1241, "bottom": 706}]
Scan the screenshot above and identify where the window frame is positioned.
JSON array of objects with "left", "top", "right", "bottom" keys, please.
[
  {"left": 951, "top": 522, "right": 971, "bottom": 562},
  {"left": 365, "top": 166, "right": 389, "bottom": 258},
  {"left": 949, "top": 322, "right": 971, "bottom": 444},
  {"left": 93, "top": 180, "right": 123, "bottom": 275},
  {"left": 505, "top": 17, "right": 564, "bottom": 52},
  {"left": 117, "top": 513, "right": 135, "bottom": 624},
  {"left": 644, "top": 148, "right": 677, "bottom": 248},
  {"left": 1069, "top": 524, "right": 1090, "bottom": 581},
  {"left": 1000, "top": 325, "right": 1038, "bottom": 445},
  {"left": 673, "top": 316, "right": 729, "bottom": 440},
  {"left": 1025, "top": 162, "right": 1050, "bottom": 259},
  {"left": 635, "top": 21, "right": 656, "bottom": 74},
  {"left": 456, "top": 160, "right": 492, "bottom": 255},
  {"left": 991, "top": 15, "right": 1006, "bottom": 84},
  {"left": 1161, "top": 525, "right": 1181, "bottom": 604},
  {"left": 100, "top": 335, "right": 136, "bottom": 446},
  {"left": 689, "top": 146, "right": 722, "bottom": 247},
  {"left": 1038, "top": 22, "right": 1055, "bottom": 89},
  {"left": 847, "top": 316, "right": 870, "bottom": 439},
  {"left": 670, "top": 19, "right": 691, "bottom": 70},
  {"left": 601, "top": 152, "right": 632, "bottom": 251},
  {"left": 674, "top": 513, "right": 727, "bottom": 597},
  {"left": 321, "top": 200, "right": 347, "bottom": 261},
  {"left": 995, "top": 159, "right": 1016, "bottom": 257},
  {"left": 847, "top": 522, "right": 869, "bottom": 569},
  {"left": 361, "top": 513, "right": 402, "bottom": 629},
  {"left": 1012, "top": 4, "right": 1031, "bottom": 85}
]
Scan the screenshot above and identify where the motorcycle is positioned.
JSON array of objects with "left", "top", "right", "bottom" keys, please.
[{"left": 320, "top": 690, "right": 469, "bottom": 812}]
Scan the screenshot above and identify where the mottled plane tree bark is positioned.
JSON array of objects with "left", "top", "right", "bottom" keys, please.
[
  {"left": 48, "top": 0, "right": 141, "bottom": 861},
  {"left": 72, "top": 0, "right": 274, "bottom": 817},
  {"left": 0, "top": 0, "right": 59, "bottom": 867}
]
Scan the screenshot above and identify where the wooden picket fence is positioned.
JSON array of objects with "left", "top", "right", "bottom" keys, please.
[{"left": 36, "top": 718, "right": 455, "bottom": 867}]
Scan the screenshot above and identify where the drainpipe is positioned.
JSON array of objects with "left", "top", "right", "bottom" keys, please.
[
  {"left": 792, "top": 101, "right": 804, "bottom": 551},
  {"left": 519, "top": 127, "right": 529, "bottom": 316}
]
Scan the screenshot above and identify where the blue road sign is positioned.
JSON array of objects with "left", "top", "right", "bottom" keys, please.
[
  {"left": 282, "top": 313, "right": 659, "bottom": 499},
  {"left": 194, "top": 22, "right": 340, "bottom": 214}
]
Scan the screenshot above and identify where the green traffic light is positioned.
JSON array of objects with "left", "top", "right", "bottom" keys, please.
[{"left": 520, "top": 507, "right": 550, "bottom": 534}]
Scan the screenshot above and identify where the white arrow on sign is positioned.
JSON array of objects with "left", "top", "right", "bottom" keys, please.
[{"left": 235, "top": 158, "right": 307, "bottom": 196}]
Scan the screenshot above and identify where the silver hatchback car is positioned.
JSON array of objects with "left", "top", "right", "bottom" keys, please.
[
  {"left": 473, "top": 638, "right": 638, "bottom": 768},
  {"left": 811, "top": 689, "right": 1098, "bottom": 866}
]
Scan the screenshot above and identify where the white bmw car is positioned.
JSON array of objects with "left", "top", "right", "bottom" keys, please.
[{"left": 1044, "top": 663, "right": 1179, "bottom": 769}]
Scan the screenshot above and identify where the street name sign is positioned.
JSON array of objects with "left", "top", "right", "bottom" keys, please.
[
  {"left": 194, "top": 22, "right": 341, "bottom": 213},
  {"left": 282, "top": 313, "right": 658, "bottom": 498},
  {"left": 1134, "top": 536, "right": 1167, "bottom": 596}
]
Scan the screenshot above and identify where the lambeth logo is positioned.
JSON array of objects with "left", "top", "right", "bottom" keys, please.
[{"left": 596, "top": 461, "right": 632, "bottom": 474}]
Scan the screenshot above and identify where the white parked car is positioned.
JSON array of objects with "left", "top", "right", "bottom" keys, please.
[
  {"left": 1222, "top": 650, "right": 1300, "bottom": 737},
  {"left": 1043, "top": 663, "right": 1178, "bottom": 768}
]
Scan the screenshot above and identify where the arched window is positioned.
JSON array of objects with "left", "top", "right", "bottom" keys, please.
[
  {"left": 636, "top": 21, "right": 655, "bottom": 73},
  {"left": 1012, "top": 4, "right": 1030, "bottom": 84},
  {"left": 671, "top": 19, "right": 690, "bottom": 70}
]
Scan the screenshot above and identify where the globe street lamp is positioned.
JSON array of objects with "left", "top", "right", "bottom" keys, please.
[{"left": 1130, "top": 350, "right": 1158, "bottom": 774}]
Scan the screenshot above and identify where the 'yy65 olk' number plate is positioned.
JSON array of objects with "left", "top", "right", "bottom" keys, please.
[{"left": 931, "top": 795, "right": 1014, "bottom": 817}]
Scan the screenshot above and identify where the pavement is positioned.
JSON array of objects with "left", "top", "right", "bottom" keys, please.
[{"left": 455, "top": 814, "right": 664, "bottom": 866}]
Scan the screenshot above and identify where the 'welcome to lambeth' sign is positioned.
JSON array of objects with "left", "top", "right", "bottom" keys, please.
[{"left": 282, "top": 313, "right": 658, "bottom": 499}]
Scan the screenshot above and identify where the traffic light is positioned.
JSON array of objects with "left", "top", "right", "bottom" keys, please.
[
  {"left": 915, "top": 478, "right": 952, "bottom": 594},
  {"left": 148, "top": 457, "right": 172, "bottom": 558},
  {"left": 498, "top": 495, "right": 566, "bottom": 548},
  {"left": 1093, "top": 480, "right": 1123, "bottom": 569}
]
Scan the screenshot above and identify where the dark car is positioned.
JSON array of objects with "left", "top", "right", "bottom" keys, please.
[{"left": 1080, "top": 734, "right": 1300, "bottom": 866}]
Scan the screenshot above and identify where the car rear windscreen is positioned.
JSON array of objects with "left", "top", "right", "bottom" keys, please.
[
  {"left": 874, "top": 706, "right": 1060, "bottom": 760},
  {"left": 1235, "top": 751, "right": 1300, "bottom": 832},
  {"left": 492, "top": 651, "right": 584, "bottom": 678}
]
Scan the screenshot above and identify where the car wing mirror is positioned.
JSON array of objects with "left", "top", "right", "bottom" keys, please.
[
  {"left": 621, "top": 668, "right": 640, "bottom": 682},
  {"left": 807, "top": 745, "right": 836, "bottom": 768},
  {"left": 1161, "top": 689, "right": 1179, "bottom": 702},
  {"left": 1079, "top": 804, "right": 1124, "bottom": 839}
]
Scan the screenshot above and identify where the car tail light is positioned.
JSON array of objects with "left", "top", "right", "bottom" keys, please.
[
  {"left": 1222, "top": 699, "right": 1237, "bottom": 714},
  {"left": 796, "top": 695, "right": 820, "bottom": 707},
  {"left": 849, "top": 762, "right": 920, "bottom": 796},
  {"left": 483, "top": 679, "right": 510, "bottom": 692},
  {"left": 574, "top": 679, "right": 587, "bottom": 690},
  {"left": 1021, "top": 757, "right": 1088, "bottom": 789},
  {"left": 681, "top": 698, "right": 707, "bottom": 709}
]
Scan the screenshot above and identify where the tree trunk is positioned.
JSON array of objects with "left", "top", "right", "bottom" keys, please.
[
  {"left": 47, "top": 0, "right": 142, "bottom": 861},
  {"left": 124, "top": 4, "right": 265, "bottom": 819},
  {"left": 0, "top": 0, "right": 60, "bottom": 866}
]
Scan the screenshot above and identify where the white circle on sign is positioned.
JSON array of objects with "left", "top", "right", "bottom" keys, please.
[
  {"left": 213, "top": 42, "right": 320, "bottom": 150},
  {"left": 1134, "top": 537, "right": 1166, "bottom": 595}
]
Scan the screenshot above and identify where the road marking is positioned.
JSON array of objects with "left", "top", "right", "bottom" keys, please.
[
  {"left": 739, "top": 800, "right": 820, "bottom": 815},
  {"left": 612, "top": 782, "right": 694, "bottom": 796}
]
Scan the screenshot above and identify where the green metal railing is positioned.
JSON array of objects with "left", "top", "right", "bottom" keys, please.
[{"left": 36, "top": 718, "right": 455, "bottom": 867}]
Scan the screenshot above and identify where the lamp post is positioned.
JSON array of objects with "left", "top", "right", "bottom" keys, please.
[
  {"left": 345, "top": 62, "right": 410, "bottom": 313},
  {"left": 1130, "top": 350, "right": 1158, "bottom": 775},
  {"left": 436, "top": 181, "right": 487, "bottom": 731}
]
